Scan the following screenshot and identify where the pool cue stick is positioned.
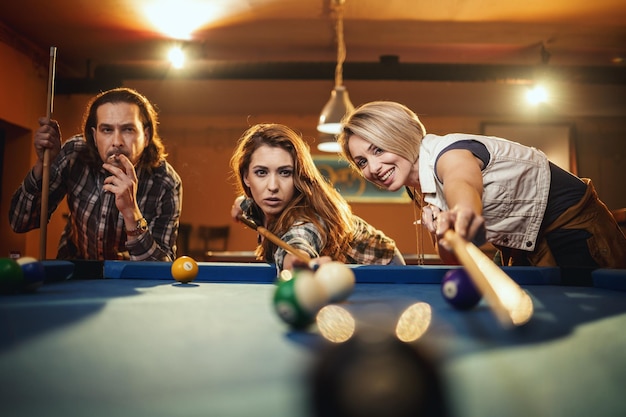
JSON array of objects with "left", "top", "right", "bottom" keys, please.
[
  {"left": 236, "top": 214, "right": 316, "bottom": 269},
  {"left": 39, "top": 46, "right": 57, "bottom": 261},
  {"left": 443, "top": 230, "right": 534, "bottom": 327}
]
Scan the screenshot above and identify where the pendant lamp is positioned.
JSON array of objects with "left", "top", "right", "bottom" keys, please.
[{"left": 317, "top": 0, "right": 354, "bottom": 152}]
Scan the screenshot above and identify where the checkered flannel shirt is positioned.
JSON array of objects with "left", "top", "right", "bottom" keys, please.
[
  {"left": 272, "top": 215, "right": 397, "bottom": 270},
  {"left": 9, "top": 136, "right": 182, "bottom": 261}
]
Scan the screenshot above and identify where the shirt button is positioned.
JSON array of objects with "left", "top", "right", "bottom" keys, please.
[
  {"left": 503, "top": 237, "right": 509, "bottom": 243},
  {"left": 526, "top": 241, "right": 532, "bottom": 248}
]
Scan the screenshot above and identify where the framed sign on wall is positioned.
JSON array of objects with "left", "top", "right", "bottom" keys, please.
[
  {"left": 481, "top": 123, "right": 577, "bottom": 174},
  {"left": 313, "top": 155, "right": 410, "bottom": 203}
]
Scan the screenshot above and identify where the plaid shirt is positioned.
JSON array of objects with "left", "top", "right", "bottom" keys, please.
[
  {"left": 272, "top": 215, "right": 398, "bottom": 270},
  {"left": 9, "top": 136, "right": 182, "bottom": 261}
]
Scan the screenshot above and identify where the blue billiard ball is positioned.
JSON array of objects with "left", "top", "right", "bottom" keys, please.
[
  {"left": 441, "top": 268, "right": 482, "bottom": 310},
  {"left": 16, "top": 257, "right": 46, "bottom": 292}
]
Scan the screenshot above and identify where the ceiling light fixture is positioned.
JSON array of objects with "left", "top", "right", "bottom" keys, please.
[
  {"left": 317, "top": 0, "right": 354, "bottom": 153},
  {"left": 526, "top": 43, "right": 551, "bottom": 106},
  {"left": 143, "top": 2, "right": 219, "bottom": 40},
  {"left": 168, "top": 45, "right": 185, "bottom": 69},
  {"left": 525, "top": 84, "right": 548, "bottom": 105}
]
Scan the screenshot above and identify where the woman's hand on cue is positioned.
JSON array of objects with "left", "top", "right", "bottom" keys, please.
[
  {"left": 231, "top": 196, "right": 246, "bottom": 223},
  {"left": 435, "top": 205, "right": 486, "bottom": 249},
  {"left": 285, "top": 253, "right": 332, "bottom": 271}
]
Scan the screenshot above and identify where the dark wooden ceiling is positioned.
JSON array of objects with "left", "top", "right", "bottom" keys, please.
[
  {"left": 1, "top": 1, "right": 624, "bottom": 73},
  {"left": 1, "top": 0, "right": 624, "bottom": 117}
]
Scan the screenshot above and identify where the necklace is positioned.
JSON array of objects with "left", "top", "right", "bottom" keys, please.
[{"left": 410, "top": 186, "right": 425, "bottom": 265}]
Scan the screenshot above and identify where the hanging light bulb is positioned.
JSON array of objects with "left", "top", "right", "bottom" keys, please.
[
  {"left": 318, "top": 85, "right": 353, "bottom": 134},
  {"left": 168, "top": 45, "right": 185, "bottom": 69},
  {"left": 526, "top": 43, "right": 551, "bottom": 106},
  {"left": 317, "top": 0, "right": 354, "bottom": 152},
  {"left": 526, "top": 84, "right": 549, "bottom": 105}
]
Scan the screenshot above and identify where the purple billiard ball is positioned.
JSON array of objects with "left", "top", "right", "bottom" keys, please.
[{"left": 441, "top": 268, "right": 482, "bottom": 310}]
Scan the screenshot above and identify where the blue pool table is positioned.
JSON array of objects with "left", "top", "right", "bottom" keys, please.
[{"left": 1, "top": 261, "right": 625, "bottom": 417}]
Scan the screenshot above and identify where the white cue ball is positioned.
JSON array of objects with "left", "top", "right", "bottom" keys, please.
[
  {"left": 293, "top": 270, "right": 329, "bottom": 314},
  {"left": 314, "top": 261, "right": 355, "bottom": 303}
]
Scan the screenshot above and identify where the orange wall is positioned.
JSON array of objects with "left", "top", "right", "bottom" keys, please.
[
  {"left": 0, "top": 42, "right": 54, "bottom": 259},
  {"left": 2, "top": 40, "right": 625, "bottom": 259}
]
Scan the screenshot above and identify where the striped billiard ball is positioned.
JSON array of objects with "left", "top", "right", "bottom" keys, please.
[{"left": 273, "top": 270, "right": 328, "bottom": 328}]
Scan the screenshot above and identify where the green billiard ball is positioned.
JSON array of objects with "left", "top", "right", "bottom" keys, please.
[
  {"left": 273, "top": 270, "right": 328, "bottom": 329},
  {"left": 0, "top": 257, "right": 25, "bottom": 294}
]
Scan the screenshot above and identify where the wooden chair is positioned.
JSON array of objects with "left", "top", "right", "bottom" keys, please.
[
  {"left": 176, "top": 223, "right": 193, "bottom": 256},
  {"left": 197, "top": 225, "right": 230, "bottom": 253}
]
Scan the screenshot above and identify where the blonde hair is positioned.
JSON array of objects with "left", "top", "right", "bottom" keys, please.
[
  {"left": 230, "top": 123, "right": 353, "bottom": 261},
  {"left": 337, "top": 101, "right": 426, "bottom": 171}
]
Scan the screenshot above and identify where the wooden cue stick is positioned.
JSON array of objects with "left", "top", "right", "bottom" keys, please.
[
  {"left": 443, "top": 230, "right": 534, "bottom": 327},
  {"left": 39, "top": 46, "right": 57, "bottom": 261},
  {"left": 236, "top": 214, "right": 316, "bottom": 269}
]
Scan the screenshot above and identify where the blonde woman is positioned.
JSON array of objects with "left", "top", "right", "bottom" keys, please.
[{"left": 338, "top": 101, "right": 626, "bottom": 268}]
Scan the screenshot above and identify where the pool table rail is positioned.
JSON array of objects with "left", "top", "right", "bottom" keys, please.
[{"left": 38, "top": 260, "right": 625, "bottom": 290}]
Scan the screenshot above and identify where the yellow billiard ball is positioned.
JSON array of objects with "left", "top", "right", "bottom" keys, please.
[{"left": 171, "top": 256, "right": 199, "bottom": 283}]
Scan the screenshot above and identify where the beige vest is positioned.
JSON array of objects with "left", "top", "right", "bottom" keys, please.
[{"left": 419, "top": 133, "right": 550, "bottom": 252}]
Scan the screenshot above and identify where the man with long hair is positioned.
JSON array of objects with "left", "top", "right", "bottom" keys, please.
[{"left": 10, "top": 88, "right": 182, "bottom": 261}]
